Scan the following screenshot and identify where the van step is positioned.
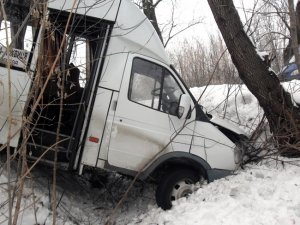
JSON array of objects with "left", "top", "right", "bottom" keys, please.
[
  {"left": 27, "top": 155, "right": 69, "bottom": 170},
  {"left": 29, "top": 128, "right": 74, "bottom": 150},
  {"left": 27, "top": 142, "right": 69, "bottom": 162},
  {"left": 33, "top": 128, "right": 72, "bottom": 138}
]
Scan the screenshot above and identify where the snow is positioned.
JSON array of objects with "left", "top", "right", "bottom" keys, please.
[
  {"left": 282, "top": 80, "right": 300, "bottom": 105},
  {"left": 190, "top": 83, "right": 263, "bottom": 135},
  {"left": 257, "top": 50, "right": 269, "bottom": 61},
  {"left": 130, "top": 161, "right": 300, "bottom": 225},
  {"left": 0, "top": 166, "right": 156, "bottom": 225},
  {"left": 1, "top": 81, "right": 300, "bottom": 225}
]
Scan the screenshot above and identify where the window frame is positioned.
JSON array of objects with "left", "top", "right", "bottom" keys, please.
[
  {"left": 128, "top": 57, "right": 185, "bottom": 116},
  {"left": 0, "top": 20, "right": 40, "bottom": 72},
  {"left": 47, "top": 8, "right": 110, "bottom": 89}
]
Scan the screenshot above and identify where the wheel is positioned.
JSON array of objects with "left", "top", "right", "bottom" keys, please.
[{"left": 155, "top": 168, "right": 202, "bottom": 210}]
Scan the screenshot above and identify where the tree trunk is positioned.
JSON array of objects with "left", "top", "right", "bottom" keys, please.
[
  {"left": 207, "top": 0, "right": 300, "bottom": 156},
  {"left": 142, "top": 0, "right": 164, "bottom": 44},
  {"left": 5, "top": 0, "right": 30, "bottom": 49},
  {"left": 288, "top": 0, "right": 300, "bottom": 72},
  {"left": 284, "top": 1, "right": 300, "bottom": 65}
]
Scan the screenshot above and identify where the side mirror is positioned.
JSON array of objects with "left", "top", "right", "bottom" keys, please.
[{"left": 178, "top": 94, "right": 191, "bottom": 119}]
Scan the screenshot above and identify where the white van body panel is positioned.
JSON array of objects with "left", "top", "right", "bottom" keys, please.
[
  {"left": 81, "top": 87, "right": 119, "bottom": 168},
  {"left": 98, "top": 91, "right": 119, "bottom": 161},
  {"left": 98, "top": 47, "right": 128, "bottom": 91},
  {"left": 210, "top": 115, "right": 246, "bottom": 136},
  {"left": 112, "top": 0, "right": 169, "bottom": 65},
  {"left": 191, "top": 121, "right": 236, "bottom": 170},
  {"left": 0, "top": 27, "right": 42, "bottom": 147},
  {"left": 99, "top": 0, "right": 169, "bottom": 90},
  {"left": 48, "top": 0, "right": 121, "bottom": 22},
  {"left": 0, "top": 67, "right": 31, "bottom": 147},
  {"left": 81, "top": 88, "right": 114, "bottom": 166}
]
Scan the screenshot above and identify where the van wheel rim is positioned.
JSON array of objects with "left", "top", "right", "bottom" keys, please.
[{"left": 170, "top": 179, "right": 194, "bottom": 201}]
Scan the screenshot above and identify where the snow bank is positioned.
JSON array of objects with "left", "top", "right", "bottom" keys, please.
[
  {"left": 190, "top": 84, "right": 263, "bottom": 134},
  {"left": 0, "top": 172, "right": 74, "bottom": 225},
  {"left": 3, "top": 161, "right": 299, "bottom": 225},
  {"left": 282, "top": 80, "right": 300, "bottom": 105},
  {"left": 190, "top": 80, "right": 300, "bottom": 135},
  {"left": 131, "top": 161, "right": 300, "bottom": 225}
]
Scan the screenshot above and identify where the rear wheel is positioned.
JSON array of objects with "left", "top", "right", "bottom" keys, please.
[{"left": 155, "top": 168, "right": 203, "bottom": 210}]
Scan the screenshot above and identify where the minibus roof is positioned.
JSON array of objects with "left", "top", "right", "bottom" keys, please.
[{"left": 48, "top": 0, "right": 170, "bottom": 65}]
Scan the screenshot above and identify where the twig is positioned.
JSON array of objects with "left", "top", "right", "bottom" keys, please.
[
  {"left": 50, "top": 1, "right": 78, "bottom": 224},
  {"left": 0, "top": 1, "right": 13, "bottom": 224}
]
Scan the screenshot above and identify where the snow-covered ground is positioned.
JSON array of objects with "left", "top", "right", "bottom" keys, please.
[
  {"left": 1, "top": 82, "right": 300, "bottom": 225},
  {"left": 131, "top": 160, "right": 300, "bottom": 225}
]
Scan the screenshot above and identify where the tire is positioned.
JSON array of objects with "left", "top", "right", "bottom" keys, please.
[{"left": 155, "top": 168, "right": 201, "bottom": 210}]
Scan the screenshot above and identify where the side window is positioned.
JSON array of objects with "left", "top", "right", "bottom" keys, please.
[
  {"left": 43, "top": 9, "right": 108, "bottom": 91},
  {"left": 129, "top": 58, "right": 162, "bottom": 109},
  {"left": 129, "top": 58, "right": 184, "bottom": 116},
  {"left": 0, "top": 7, "right": 39, "bottom": 70},
  {"left": 69, "top": 38, "right": 88, "bottom": 88}
]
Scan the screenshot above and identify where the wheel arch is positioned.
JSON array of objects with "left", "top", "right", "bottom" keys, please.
[{"left": 140, "top": 152, "right": 211, "bottom": 181}]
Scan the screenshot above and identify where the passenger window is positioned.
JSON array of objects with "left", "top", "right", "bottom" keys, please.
[
  {"left": 69, "top": 38, "right": 87, "bottom": 88},
  {"left": 129, "top": 58, "right": 183, "bottom": 116},
  {"left": 42, "top": 10, "right": 104, "bottom": 91}
]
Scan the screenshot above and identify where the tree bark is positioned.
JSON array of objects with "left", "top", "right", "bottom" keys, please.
[
  {"left": 207, "top": 0, "right": 300, "bottom": 156},
  {"left": 284, "top": 1, "right": 300, "bottom": 65},
  {"left": 288, "top": 0, "right": 300, "bottom": 72}
]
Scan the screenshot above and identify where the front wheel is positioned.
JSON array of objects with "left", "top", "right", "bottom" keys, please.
[{"left": 155, "top": 168, "right": 203, "bottom": 210}]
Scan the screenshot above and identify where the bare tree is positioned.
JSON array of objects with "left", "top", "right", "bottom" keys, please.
[
  {"left": 258, "top": 0, "right": 291, "bottom": 65},
  {"left": 208, "top": 0, "right": 300, "bottom": 156},
  {"left": 288, "top": 0, "right": 300, "bottom": 71},
  {"left": 136, "top": 0, "right": 202, "bottom": 47},
  {"left": 170, "top": 35, "right": 240, "bottom": 87},
  {"left": 237, "top": 0, "right": 288, "bottom": 73}
]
